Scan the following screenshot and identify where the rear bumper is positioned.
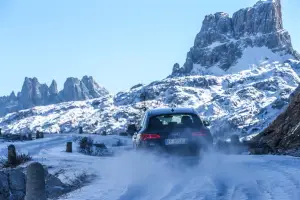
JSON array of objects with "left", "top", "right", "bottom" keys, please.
[
  {"left": 138, "top": 138, "right": 212, "bottom": 149},
  {"left": 136, "top": 141, "right": 203, "bottom": 156}
]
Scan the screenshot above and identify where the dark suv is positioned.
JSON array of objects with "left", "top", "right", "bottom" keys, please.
[{"left": 132, "top": 107, "right": 213, "bottom": 157}]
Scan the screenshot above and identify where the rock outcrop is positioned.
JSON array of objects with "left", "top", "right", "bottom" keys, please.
[
  {"left": 0, "top": 92, "right": 19, "bottom": 116},
  {"left": 18, "top": 77, "right": 50, "bottom": 109},
  {"left": 172, "top": 0, "right": 300, "bottom": 76},
  {"left": 48, "top": 80, "right": 61, "bottom": 104},
  {"left": 0, "top": 171, "right": 9, "bottom": 200},
  {"left": 0, "top": 165, "right": 71, "bottom": 200},
  {"left": 59, "top": 77, "right": 90, "bottom": 101},
  {"left": 59, "top": 76, "right": 109, "bottom": 102},
  {"left": 252, "top": 85, "right": 300, "bottom": 154},
  {"left": 81, "top": 76, "right": 109, "bottom": 98},
  {"left": 0, "top": 76, "right": 109, "bottom": 116}
]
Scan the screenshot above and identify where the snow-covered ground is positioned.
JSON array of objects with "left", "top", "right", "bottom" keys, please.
[{"left": 1, "top": 134, "right": 300, "bottom": 200}]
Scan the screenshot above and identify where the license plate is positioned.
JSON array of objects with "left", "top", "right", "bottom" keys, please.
[{"left": 165, "top": 138, "right": 188, "bottom": 145}]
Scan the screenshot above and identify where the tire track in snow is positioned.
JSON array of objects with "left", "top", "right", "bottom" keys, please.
[
  {"left": 225, "top": 156, "right": 300, "bottom": 200},
  {"left": 158, "top": 154, "right": 300, "bottom": 200},
  {"left": 262, "top": 161, "right": 300, "bottom": 200},
  {"left": 231, "top": 181, "right": 268, "bottom": 200},
  {"left": 118, "top": 184, "right": 148, "bottom": 200},
  {"left": 159, "top": 182, "right": 187, "bottom": 200}
]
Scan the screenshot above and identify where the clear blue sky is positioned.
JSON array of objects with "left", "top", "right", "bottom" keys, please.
[{"left": 0, "top": 0, "right": 299, "bottom": 96}]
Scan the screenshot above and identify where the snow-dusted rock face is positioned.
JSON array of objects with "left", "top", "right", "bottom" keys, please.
[
  {"left": 48, "top": 80, "right": 61, "bottom": 104},
  {"left": 81, "top": 76, "right": 109, "bottom": 98},
  {"left": 0, "top": 76, "right": 109, "bottom": 117},
  {"left": 0, "top": 92, "right": 19, "bottom": 118},
  {"left": 172, "top": 0, "right": 299, "bottom": 76},
  {"left": 19, "top": 77, "right": 50, "bottom": 109},
  {"left": 59, "top": 76, "right": 109, "bottom": 102},
  {"left": 59, "top": 77, "right": 91, "bottom": 101},
  {"left": 114, "top": 60, "right": 300, "bottom": 138}
]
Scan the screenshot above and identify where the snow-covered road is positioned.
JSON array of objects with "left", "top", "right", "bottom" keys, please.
[{"left": 1, "top": 134, "right": 300, "bottom": 200}]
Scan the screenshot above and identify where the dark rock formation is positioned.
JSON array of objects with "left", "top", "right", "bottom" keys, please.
[
  {"left": 9, "top": 169, "right": 26, "bottom": 200},
  {"left": 0, "top": 164, "right": 87, "bottom": 200},
  {"left": 0, "top": 171, "right": 9, "bottom": 200},
  {"left": 45, "top": 174, "right": 66, "bottom": 199},
  {"left": 252, "top": 85, "right": 300, "bottom": 153}
]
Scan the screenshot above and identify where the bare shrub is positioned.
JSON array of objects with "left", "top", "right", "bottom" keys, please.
[
  {"left": 76, "top": 137, "right": 113, "bottom": 157},
  {"left": 0, "top": 152, "right": 32, "bottom": 169}
]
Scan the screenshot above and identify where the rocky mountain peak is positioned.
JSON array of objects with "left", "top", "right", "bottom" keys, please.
[
  {"left": 233, "top": 0, "right": 283, "bottom": 37},
  {"left": 9, "top": 91, "right": 17, "bottom": 101},
  {"left": 63, "top": 77, "right": 80, "bottom": 89},
  {"left": 19, "top": 77, "right": 43, "bottom": 108},
  {"left": 81, "top": 75, "right": 97, "bottom": 91},
  {"left": 59, "top": 76, "right": 109, "bottom": 102},
  {"left": 60, "top": 77, "right": 87, "bottom": 101},
  {"left": 48, "top": 80, "right": 60, "bottom": 105},
  {"left": 0, "top": 76, "right": 109, "bottom": 116},
  {"left": 49, "top": 80, "right": 58, "bottom": 95},
  {"left": 81, "top": 75, "right": 109, "bottom": 98},
  {"left": 172, "top": 63, "right": 181, "bottom": 72},
  {"left": 172, "top": 0, "right": 299, "bottom": 76}
]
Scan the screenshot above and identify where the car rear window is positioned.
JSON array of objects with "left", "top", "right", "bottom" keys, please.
[{"left": 147, "top": 113, "right": 203, "bottom": 131}]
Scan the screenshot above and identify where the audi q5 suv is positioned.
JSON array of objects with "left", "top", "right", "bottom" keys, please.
[{"left": 132, "top": 107, "right": 213, "bottom": 157}]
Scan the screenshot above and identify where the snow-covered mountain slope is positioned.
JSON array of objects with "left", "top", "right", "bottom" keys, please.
[
  {"left": 113, "top": 59, "right": 300, "bottom": 139},
  {"left": 1, "top": 58, "right": 300, "bottom": 139}
]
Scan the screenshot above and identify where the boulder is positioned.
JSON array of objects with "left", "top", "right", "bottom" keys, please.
[
  {"left": 252, "top": 85, "right": 300, "bottom": 153},
  {"left": 45, "top": 174, "right": 67, "bottom": 199},
  {"left": 8, "top": 169, "right": 26, "bottom": 200},
  {"left": 0, "top": 171, "right": 9, "bottom": 200}
]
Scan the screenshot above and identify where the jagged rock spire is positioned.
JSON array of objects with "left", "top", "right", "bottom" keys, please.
[{"left": 172, "top": 0, "right": 299, "bottom": 76}]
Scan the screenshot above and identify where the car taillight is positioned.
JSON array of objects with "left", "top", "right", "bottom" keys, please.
[
  {"left": 192, "top": 132, "right": 206, "bottom": 136},
  {"left": 141, "top": 134, "right": 161, "bottom": 140}
]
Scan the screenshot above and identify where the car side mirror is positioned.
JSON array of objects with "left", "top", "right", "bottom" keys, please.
[{"left": 203, "top": 120, "right": 210, "bottom": 127}]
